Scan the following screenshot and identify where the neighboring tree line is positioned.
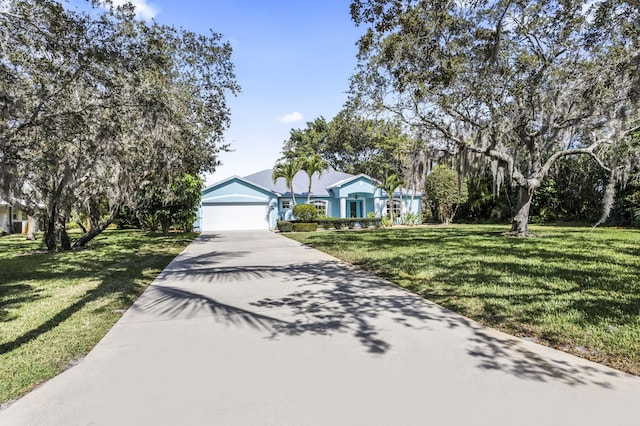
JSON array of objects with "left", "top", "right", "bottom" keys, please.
[
  {"left": 0, "top": 0, "right": 239, "bottom": 250},
  {"left": 277, "top": 109, "right": 640, "bottom": 228},
  {"left": 347, "top": 0, "right": 640, "bottom": 235},
  {"left": 457, "top": 154, "right": 640, "bottom": 227},
  {"left": 275, "top": 1, "right": 640, "bottom": 232}
]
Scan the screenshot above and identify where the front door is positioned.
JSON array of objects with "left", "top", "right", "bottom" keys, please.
[{"left": 349, "top": 201, "right": 359, "bottom": 218}]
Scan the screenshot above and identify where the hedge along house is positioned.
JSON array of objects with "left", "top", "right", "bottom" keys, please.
[{"left": 197, "top": 168, "right": 422, "bottom": 231}]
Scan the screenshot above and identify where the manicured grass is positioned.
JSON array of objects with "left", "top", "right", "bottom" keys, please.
[
  {"left": 0, "top": 229, "right": 197, "bottom": 404},
  {"left": 286, "top": 225, "right": 640, "bottom": 375}
]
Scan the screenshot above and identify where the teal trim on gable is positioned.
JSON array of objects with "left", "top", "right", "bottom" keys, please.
[
  {"left": 202, "top": 177, "right": 276, "bottom": 204},
  {"left": 329, "top": 176, "right": 379, "bottom": 198}
]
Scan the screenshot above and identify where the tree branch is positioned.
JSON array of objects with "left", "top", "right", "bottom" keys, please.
[{"left": 539, "top": 139, "right": 610, "bottom": 179}]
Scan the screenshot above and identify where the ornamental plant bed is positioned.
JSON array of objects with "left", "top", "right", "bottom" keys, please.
[
  {"left": 279, "top": 218, "right": 383, "bottom": 232},
  {"left": 276, "top": 221, "right": 294, "bottom": 232},
  {"left": 317, "top": 218, "right": 383, "bottom": 230},
  {"left": 292, "top": 222, "right": 318, "bottom": 232}
]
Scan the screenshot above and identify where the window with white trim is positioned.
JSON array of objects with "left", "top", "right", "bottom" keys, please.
[
  {"left": 310, "top": 200, "right": 327, "bottom": 216},
  {"left": 386, "top": 199, "right": 402, "bottom": 217},
  {"left": 281, "top": 200, "right": 291, "bottom": 210}
]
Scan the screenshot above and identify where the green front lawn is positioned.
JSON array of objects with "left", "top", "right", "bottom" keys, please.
[
  {"left": 286, "top": 225, "right": 640, "bottom": 375},
  {"left": 0, "top": 230, "right": 197, "bottom": 404}
]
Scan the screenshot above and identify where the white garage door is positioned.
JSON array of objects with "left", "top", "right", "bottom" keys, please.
[{"left": 201, "top": 202, "right": 270, "bottom": 231}]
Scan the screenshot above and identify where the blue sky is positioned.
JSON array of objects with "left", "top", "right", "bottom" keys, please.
[{"left": 101, "top": 0, "right": 365, "bottom": 185}]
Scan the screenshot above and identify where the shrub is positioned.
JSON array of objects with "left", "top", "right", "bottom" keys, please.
[
  {"left": 292, "top": 204, "right": 318, "bottom": 222},
  {"left": 292, "top": 222, "right": 318, "bottom": 232},
  {"left": 319, "top": 221, "right": 332, "bottom": 229},
  {"left": 318, "top": 217, "right": 334, "bottom": 229},
  {"left": 316, "top": 218, "right": 382, "bottom": 230},
  {"left": 277, "top": 221, "right": 294, "bottom": 232},
  {"left": 401, "top": 212, "right": 421, "bottom": 225},
  {"left": 424, "top": 165, "right": 469, "bottom": 224},
  {"left": 114, "top": 207, "right": 141, "bottom": 229}
]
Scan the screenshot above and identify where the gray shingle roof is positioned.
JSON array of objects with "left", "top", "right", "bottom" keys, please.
[{"left": 243, "top": 169, "right": 355, "bottom": 197}]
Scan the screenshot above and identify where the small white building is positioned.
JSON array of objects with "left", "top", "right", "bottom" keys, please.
[{"left": 0, "top": 200, "right": 29, "bottom": 235}]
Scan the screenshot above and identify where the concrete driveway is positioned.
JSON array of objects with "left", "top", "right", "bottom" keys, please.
[{"left": 1, "top": 231, "right": 640, "bottom": 425}]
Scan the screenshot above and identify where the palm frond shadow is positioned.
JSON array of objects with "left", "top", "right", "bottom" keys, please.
[
  {"left": 157, "top": 265, "right": 280, "bottom": 284},
  {"left": 467, "top": 327, "right": 620, "bottom": 389},
  {"left": 133, "top": 285, "right": 286, "bottom": 333},
  {"left": 166, "top": 251, "right": 250, "bottom": 269},
  {"left": 142, "top": 259, "right": 625, "bottom": 388}
]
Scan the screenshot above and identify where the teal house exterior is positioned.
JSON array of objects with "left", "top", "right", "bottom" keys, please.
[{"left": 197, "top": 169, "right": 422, "bottom": 231}]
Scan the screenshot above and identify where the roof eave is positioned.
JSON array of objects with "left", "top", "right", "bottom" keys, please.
[{"left": 203, "top": 175, "right": 280, "bottom": 196}]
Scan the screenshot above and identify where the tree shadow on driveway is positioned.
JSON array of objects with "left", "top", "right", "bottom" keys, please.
[
  {"left": 137, "top": 258, "right": 630, "bottom": 389},
  {"left": 132, "top": 285, "right": 289, "bottom": 332}
]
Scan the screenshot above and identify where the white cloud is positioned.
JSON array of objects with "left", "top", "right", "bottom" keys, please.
[
  {"left": 277, "top": 112, "right": 304, "bottom": 123},
  {"left": 107, "top": 0, "right": 158, "bottom": 20}
]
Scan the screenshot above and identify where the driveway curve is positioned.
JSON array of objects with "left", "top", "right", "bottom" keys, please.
[{"left": 1, "top": 230, "right": 639, "bottom": 425}]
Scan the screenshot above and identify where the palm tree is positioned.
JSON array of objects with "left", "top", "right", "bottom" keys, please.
[
  {"left": 379, "top": 173, "right": 404, "bottom": 226},
  {"left": 272, "top": 159, "right": 302, "bottom": 206},
  {"left": 301, "top": 154, "right": 328, "bottom": 203}
]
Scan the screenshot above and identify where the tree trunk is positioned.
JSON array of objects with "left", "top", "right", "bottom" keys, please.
[
  {"left": 440, "top": 204, "right": 454, "bottom": 225},
  {"left": 44, "top": 204, "right": 58, "bottom": 252},
  {"left": 72, "top": 205, "right": 120, "bottom": 248},
  {"left": 44, "top": 207, "right": 71, "bottom": 251},
  {"left": 88, "top": 197, "right": 101, "bottom": 230},
  {"left": 161, "top": 219, "right": 171, "bottom": 236},
  {"left": 26, "top": 215, "right": 38, "bottom": 241},
  {"left": 57, "top": 211, "right": 71, "bottom": 250},
  {"left": 75, "top": 220, "right": 88, "bottom": 234},
  {"left": 510, "top": 186, "right": 534, "bottom": 236},
  {"left": 59, "top": 226, "right": 71, "bottom": 251}
]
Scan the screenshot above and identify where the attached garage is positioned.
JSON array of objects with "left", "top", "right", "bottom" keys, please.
[
  {"left": 200, "top": 202, "right": 270, "bottom": 231},
  {"left": 198, "top": 176, "right": 278, "bottom": 232}
]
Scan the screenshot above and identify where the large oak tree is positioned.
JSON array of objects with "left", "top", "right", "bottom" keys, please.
[
  {"left": 350, "top": 0, "right": 640, "bottom": 235},
  {"left": 1, "top": 0, "right": 238, "bottom": 250}
]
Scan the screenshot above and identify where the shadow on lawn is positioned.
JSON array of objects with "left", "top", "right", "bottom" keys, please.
[
  {"left": 295, "top": 227, "right": 640, "bottom": 373},
  {"left": 139, "top": 257, "right": 627, "bottom": 388},
  {"left": 308, "top": 228, "right": 640, "bottom": 321},
  {"left": 0, "top": 231, "right": 197, "bottom": 355},
  {"left": 0, "top": 283, "right": 40, "bottom": 323}
]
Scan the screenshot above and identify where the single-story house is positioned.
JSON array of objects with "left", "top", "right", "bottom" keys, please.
[
  {"left": 0, "top": 200, "right": 29, "bottom": 234},
  {"left": 196, "top": 168, "right": 422, "bottom": 231}
]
